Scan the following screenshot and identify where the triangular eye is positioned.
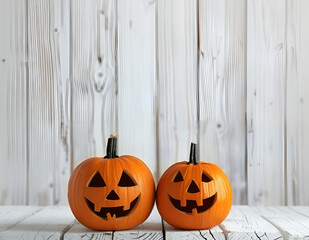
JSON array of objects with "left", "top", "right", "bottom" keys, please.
[
  {"left": 88, "top": 171, "right": 106, "bottom": 187},
  {"left": 202, "top": 172, "right": 212, "bottom": 182},
  {"left": 118, "top": 171, "right": 136, "bottom": 187},
  {"left": 173, "top": 171, "right": 184, "bottom": 182}
]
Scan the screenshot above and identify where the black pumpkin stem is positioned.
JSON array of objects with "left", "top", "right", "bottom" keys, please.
[
  {"left": 104, "top": 135, "right": 119, "bottom": 158},
  {"left": 188, "top": 142, "right": 198, "bottom": 165}
]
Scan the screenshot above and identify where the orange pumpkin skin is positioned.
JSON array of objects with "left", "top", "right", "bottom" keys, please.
[
  {"left": 156, "top": 144, "right": 232, "bottom": 230},
  {"left": 68, "top": 138, "right": 155, "bottom": 230}
]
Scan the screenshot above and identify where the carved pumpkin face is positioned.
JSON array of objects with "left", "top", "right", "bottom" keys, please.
[
  {"left": 68, "top": 137, "right": 155, "bottom": 230},
  {"left": 84, "top": 165, "right": 141, "bottom": 220},
  {"left": 156, "top": 143, "right": 232, "bottom": 229}
]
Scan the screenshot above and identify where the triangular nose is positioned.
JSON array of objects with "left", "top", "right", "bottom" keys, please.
[
  {"left": 106, "top": 190, "right": 120, "bottom": 200},
  {"left": 187, "top": 180, "right": 200, "bottom": 193}
]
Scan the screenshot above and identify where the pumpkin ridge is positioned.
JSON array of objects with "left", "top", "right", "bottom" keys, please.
[
  {"left": 68, "top": 137, "right": 155, "bottom": 230},
  {"left": 156, "top": 143, "right": 232, "bottom": 230}
]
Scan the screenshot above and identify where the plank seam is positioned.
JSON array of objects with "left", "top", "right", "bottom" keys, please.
[
  {"left": 259, "top": 215, "right": 287, "bottom": 239},
  {"left": 25, "top": 0, "right": 30, "bottom": 206},
  {"left": 60, "top": 219, "right": 76, "bottom": 240},
  {"left": 198, "top": 230, "right": 207, "bottom": 240},
  {"left": 161, "top": 218, "right": 166, "bottom": 240},
  {"left": 3, "top": 207, "right": 43, "bottom": 232},
  {"left": 196, "top": 0, "right": 200, "bottom": 159},
  {"left": 218, "top": 223, "right": 228, "bottom": 239},
  {"left": 155, "top": 0, "right": 160, "bottom": 182},
  {"left": 68, "top": 0, "right": 73, "bottom": 175},
  {"left": 115, "top": 0, "right": 119, "bottom": 137},
  {"left": 284, "top": 0, "right": 288, "bottom": 206},
  {"left": 244, "top": 0, "right": 249, "bottom": 205},
  {"left": 208, "top": 229, "right": 217, "bottom": 240},
  {"left": 288, "top": 206, "right": 309, "bottom": 219},
  {"left": 254, "top": 231, "right": 262, "bottom": 240}
]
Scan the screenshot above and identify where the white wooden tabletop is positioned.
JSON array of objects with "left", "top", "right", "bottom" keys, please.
[{"left": 0, "top": 206, "right": 309, "bottom": 239}]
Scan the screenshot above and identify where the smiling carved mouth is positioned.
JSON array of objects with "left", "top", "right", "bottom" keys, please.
[
  {"left": 168, "top": 193, "right": 217, "bottom": 214},
  {"left": 85, "top": 195, "right": 140, "bottom": 219}
]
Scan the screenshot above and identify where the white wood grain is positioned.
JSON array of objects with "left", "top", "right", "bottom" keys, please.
[
  {"left": 3, "top": 206, "right": 309, "bottom": 239},
  {"left": 65, "top": 206, "right": 162, "bottom": 240},
  {"left": 113, "top": 206, "right": 163, "bottom": 240},
  {"left": 117, "top": 0, "right": 157, "bottom": 178},
  {"left": 71, "top": 0, "right": 117, "bottom": 168},
  {"left": 286, "top": 0, "right": 309, "bottom": 205},
  {"left": 0, "top": 0, "right": 28, "bottom": 205},
  {"left": 0, "top": 206, "right": 75, "bottom": 240},
  {"left": 219, "top": 206, "right": 282, "bottom": 239},
  {"left": 157, "top": 0, "right": 198, "bottom": 176},
  {"left": 198, "top": 0, "right": 247, "bottom": 204},
  {"left": 0, "top": 206, "right": 41, "bottom": 232},
  {"left": 63, "top": 223, "right": 112, "bottom": 240},
  {"left": 164, "top": 223, "right": 224, "bottom": 240},
  {"left": 253, "top": 206, "right": 309, "bottom": 239},
  {"left": 27, "top": 0, "right": 71, "bottom": 205},
  {"left": 53, "top": 0, "right": 71, "bottom": 205},
  {"left": 290, "top": 206, "right": 309, "bottom": 218},
  {"left": 2, "top": 0, "right": 309, "bottom": 207},
  {"left": 247, "top": 0, "right": 286, "bottom": 205}
]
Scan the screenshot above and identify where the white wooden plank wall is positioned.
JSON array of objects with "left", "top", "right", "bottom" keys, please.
[
  {"left": 27, "top": 0, "right": 71, "bottom": 205},
  {"left": 117, "top": 0, "right": 157, "bottom": 178},
  {"left": 1, "top": 0, "right": 309, "bottom": 205},
  {"left": 247, "top": 0, "right": 286, "bottom": 205},
  {"left": 71, "top": 0, "right": 117, "bottom": 169},
  {"left": 286, "top": 0, "right": 309, "bottom": 205},
  {"left": 198, "top": 0, "right": 247, "bottom": 204},
  {"left": 157, "top": 0, "right": 198, "bottom": 177},
  {"left": 0, "top": 0, "right": 28, "bottom": 205}
]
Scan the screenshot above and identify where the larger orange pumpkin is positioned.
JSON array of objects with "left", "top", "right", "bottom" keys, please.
[
  {"left": 68, "top": 136, "right": 155, "bottom": 230},
  {"left": 156, "top": 143, "right": 232, "bottom": 229}
]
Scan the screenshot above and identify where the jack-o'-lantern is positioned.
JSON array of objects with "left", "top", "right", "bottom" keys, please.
[
  {"left": 156, "top": 143, "right": 232, "bottom": 229},
  {"left": 68, "top": 135, "right": 155, "bottom": 230}
]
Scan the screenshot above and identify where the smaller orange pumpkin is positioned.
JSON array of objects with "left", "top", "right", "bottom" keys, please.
[
  {"left": 68, "top": 135, "right": 155, "bottom": 230},
  {"left": 156, "top": 143, "right": 232, "bottom": 229}
]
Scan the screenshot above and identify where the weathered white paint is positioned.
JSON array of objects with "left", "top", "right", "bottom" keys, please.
[
  {"left": 219, "top": 206, "right": 282, "bottom": 239},
  {"left": 247, "top": 0, "right": 286, "bottom": 205},
  {"left": 53, "top": 0, "right": 71, "bottom": 205},
  {"left": 0, "top": 0, "right": 28, "bottom": 205},
  {"left": 64, "top": 206, "right": 161, "bottom": 240},
  {"left": 198, "top": 0, "right": 247, "bottom": 205},
  {"left": 1, "top": 0, "right": 309, "bottom": 206},
  {"left": 157, "top": 0, "right": 198, "bottom": 176},
  {"left": 286, "top": 0, "right": 309, "bottom": 205},
  {"left": 290, "top": 206, "right": 309, "bottom": 218},
  {"left": 27, "top": 0, "right": 71, "bottom": 205},
  {"left": 253, "top": 206, "right": 309, "bottom": 239},
  {"left": 0, "top": 0, "right": 71, "bottom": 206},
  {"left": 2, "top": 206, "right": 309, "bottom": 239},
  {"left": 164, "top": 223, "right": 224, "bottom": 240},
  {"left": 63, "top": 223, "right": 113, "bottom": 240},
  {"left": 0, "top": 206, "right": 41, "bottom": 232},
  {"left": 71, "top": 0, "right": 117, "bottom": 168},
  {"left": 0, "top": 206, "right": 75, "bottom": 240},
  {"left": 113, "top": 206, "right": 163, "bottom": 240},
  {"left": 117, "top": 0, "right": 157, "bottom": 179}
]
